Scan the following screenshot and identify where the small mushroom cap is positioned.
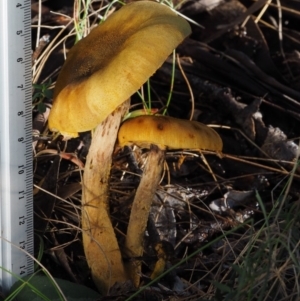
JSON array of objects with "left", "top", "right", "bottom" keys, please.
[
  {"left": 48, "top": 1, "right": 191, "bottom": 137},
  {"left": 118, "top": 115, "right": 223, "bottom": 151}
]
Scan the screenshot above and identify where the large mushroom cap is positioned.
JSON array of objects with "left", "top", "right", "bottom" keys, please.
[
  {"left": 118, "top": 115, "right": 223, "bottom": 151},
  {"left": 48, "top": 1, "right": 191, "bottom": 137}
]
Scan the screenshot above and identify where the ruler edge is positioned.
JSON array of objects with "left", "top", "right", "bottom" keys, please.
[{"left": 0, "top": 0, "right": 33, "bottom": 293}]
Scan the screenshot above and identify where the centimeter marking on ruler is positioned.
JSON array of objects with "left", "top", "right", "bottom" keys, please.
[{"left": 0, "top": 0, "right": 33, "bottom": 293}]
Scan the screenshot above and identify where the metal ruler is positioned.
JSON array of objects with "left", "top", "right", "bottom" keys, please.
[{"left": 0, "top": 0, "right": 33, "bottom": 293}]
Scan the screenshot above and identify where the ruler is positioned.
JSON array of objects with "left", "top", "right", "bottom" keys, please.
[{"left": 0, "top": 0, "right": 33, "bottom": 293}]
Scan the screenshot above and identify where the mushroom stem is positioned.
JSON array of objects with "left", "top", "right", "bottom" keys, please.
[
  {"left": 124, "top": 145, "right": 165, "bottom": 286},
  {"left": 82, "top": 101, "right": 129, "bottom": 294}
]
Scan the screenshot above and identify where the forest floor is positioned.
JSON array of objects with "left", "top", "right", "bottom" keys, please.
[{"left": 29, "top": 0, "right": 300, "bottom": 300}]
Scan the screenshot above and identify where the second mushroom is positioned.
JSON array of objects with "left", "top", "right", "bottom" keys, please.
[{"left": 118, "top": 115, "right": 223, "bottom": 285}]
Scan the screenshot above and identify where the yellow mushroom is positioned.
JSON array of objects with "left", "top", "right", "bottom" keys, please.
[
  {"left": 118, "top": 115, "right": 223, "bottom": 151},
  {"left": 118, "top": 115, "right": 222, "bottom": 286},
  {"left": 48, "top": 1, "right": 191, "bottom": 294},
  {"left": 48, "top": 1, "right": 191, "bottom": 138}
]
